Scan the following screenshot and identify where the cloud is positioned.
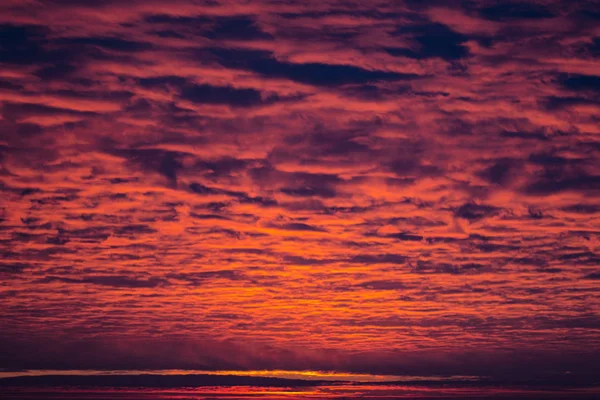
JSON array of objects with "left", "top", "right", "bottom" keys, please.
[
  {"left": 269, "top": 222, "right": 327, "bottom": 232},
  {"left": 181, "top": 84, "right": 274, "bottom": 108},
  {"left": 108, "top": 148, "right": 186, "bottom": 184},
  {"left": 207, "top": 47, "right": 419, "bottom": 86},
  {"left": 167, "top": 270, "right": 248, "bottom": 285},
  {"left": 347, "top": 254, "right": 407, "bottom": 264},
  {"left": 204, "top": 16, "right": 274, "bottom": 41},
  {"left": 283, "top": 255, "right": 330, "bottom": 266},
  {"left": 145, "top": 15, "right": 273, "bottom": 41},
  {"left": 524, "top": 171, "right": 600, "bottom": 195},
  {"left": 544, "top": 96, "right": 600, "bottom": 111},
  {"left": 388, "top": 23, "right": 469, "bottom": 61},
  {"left": 0, "top": 24, "right": 50, "bottom": 64},
  {"left": 478, "top": 2, "right": 555, "bottom": 21},
  {"left": 0, "top": 262, "right": 31, "bottom": 274},
  {"left": 478, "top": 158, "right": 520, "bottom": 185},
  {"left": 582, "top": 272, "right": 600, "bottom": 280},
  {"left": 0, "top": 374, "right": 326, "bottom": 388},
  {"left": 0, "top": 0, "right": 598, "bottom": 386},
  {"left": 454, "top": 203, "right": 502, "bottom": 221},
  {"left": 58, "top": 36, "right": 153, "bottom": 52},
  {"left": 357, "top": 280, "right": 406, "bottom": 290},
  {"left": 560, "top": 204, "right": 599, "bottom": 214},
  {"left": 38, "top": 275, "right": 168, "bottom": 288},
  {"left": 384, "top": 232, "right": 424, "bottom": 241}
]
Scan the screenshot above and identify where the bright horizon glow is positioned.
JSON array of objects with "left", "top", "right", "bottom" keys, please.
[
  {"left": 0, "top": 369, "right": 482, "bottom": 382},
  {"left": 1, "top": 0, "right": 599, "bottom": 394}
]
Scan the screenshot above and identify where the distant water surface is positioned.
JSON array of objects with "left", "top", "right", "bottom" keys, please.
[
  {"left": 1, "top": 371, "right": 599, "bottom": 399},
  {"left": 3, "top": 385, "right": 600, "bottom": 400}
]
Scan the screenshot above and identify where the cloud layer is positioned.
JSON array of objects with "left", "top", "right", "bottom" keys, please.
[{"left": 0, "top": 0, "right": 599, "bottom": 382}]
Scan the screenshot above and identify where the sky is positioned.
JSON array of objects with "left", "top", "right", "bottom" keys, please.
[{"left": 0, "top": 0, "right": 599, "bottom": 389}]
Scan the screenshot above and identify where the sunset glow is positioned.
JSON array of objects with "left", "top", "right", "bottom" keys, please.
[
  {"left": 0, "top": 369, "right": 482, "bottom": 382},
  {"left": 0, "top": 0, "right": 599, "bottom": 398}
]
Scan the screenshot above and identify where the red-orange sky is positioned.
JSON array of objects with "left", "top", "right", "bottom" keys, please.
[{"left": 0, "top": 0, "right": 599, "bottom": 387}]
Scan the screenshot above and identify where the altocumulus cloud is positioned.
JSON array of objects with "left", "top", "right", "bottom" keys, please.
[{"left": 0, "top": 0, "right": 598, "bottom": 387}]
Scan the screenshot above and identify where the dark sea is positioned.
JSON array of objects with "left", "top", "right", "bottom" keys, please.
[{"left": 2, "top": 385, "right": 600, "bottom": 400}]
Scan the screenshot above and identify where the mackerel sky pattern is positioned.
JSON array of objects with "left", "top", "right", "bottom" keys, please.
[{"left": 0, "top": 0, "right": 599, "bottom": 381}]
